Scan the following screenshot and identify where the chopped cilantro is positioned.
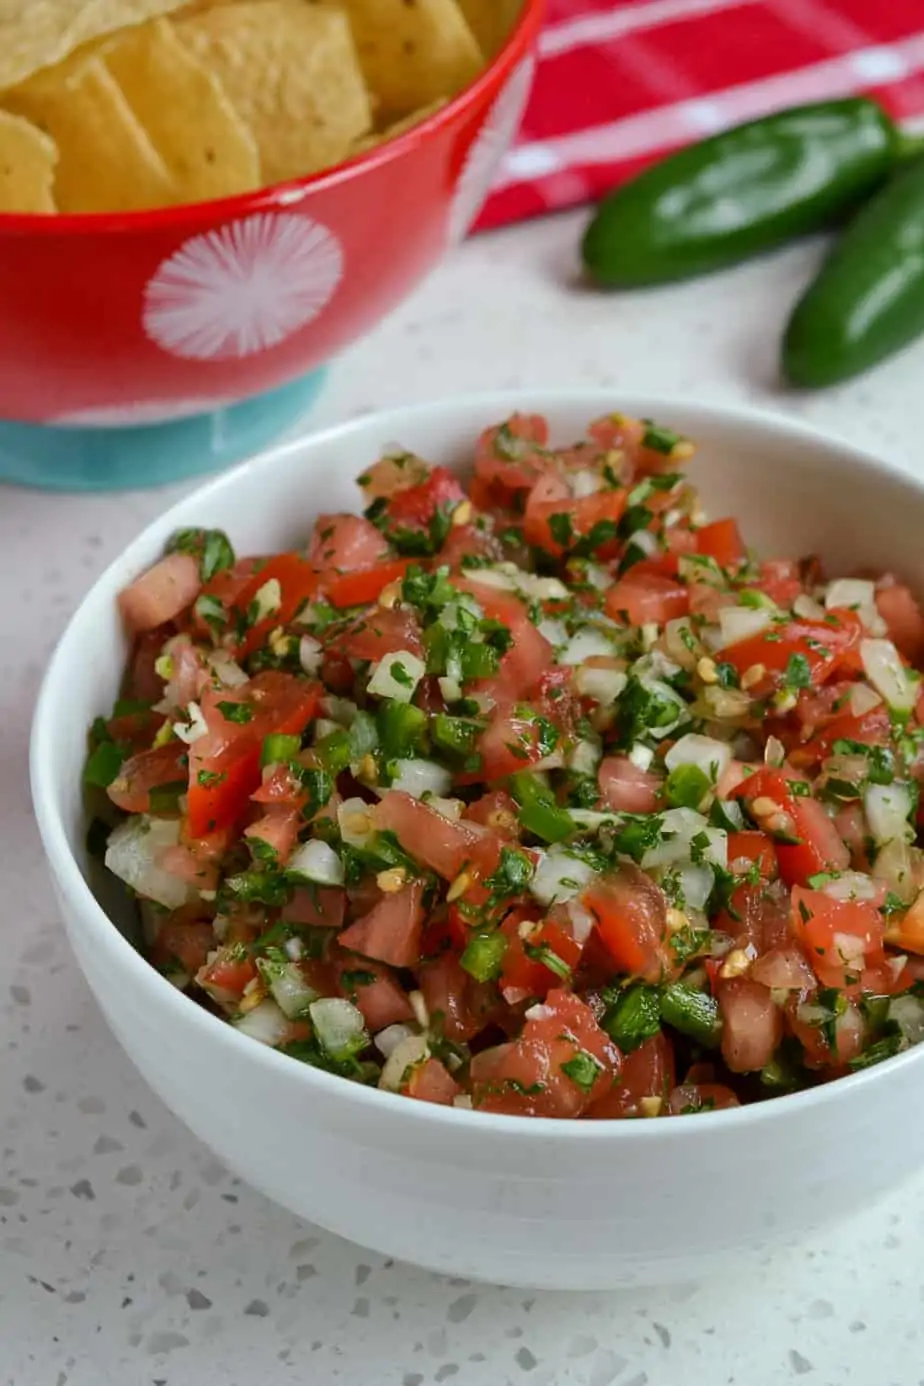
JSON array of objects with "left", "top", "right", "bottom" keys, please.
[
  {"left": 217, "top": 700, "right": 252, "bottom": 724},
  {"left": 560, "top": 1051, "right": 602, "bottom": 1092}
]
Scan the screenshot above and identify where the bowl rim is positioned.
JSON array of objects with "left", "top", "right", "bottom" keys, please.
[
  {"left": 30, "top": 386, "right": 924, "bottom": 1142},
  {"left": 0, "top": 0, "right": 544, "bottom": 240}
]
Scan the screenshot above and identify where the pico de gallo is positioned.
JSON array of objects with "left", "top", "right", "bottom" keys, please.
[{"left": 84, "top": 411, "right": 924, "bottom": 1119}]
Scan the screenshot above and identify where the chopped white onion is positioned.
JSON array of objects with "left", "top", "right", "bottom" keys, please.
[
  {"left": 793, "top": 594, "right": 825, "bottom": 620},
  {"left": 310, "top": 998, "right": 368, "bottom": 1059},
  {"left": 569, "top": 809, "right": 621, "bottom": 830},
  {"left": 233, "top": 1000, "right": 290, "bottom": 1047},
  {"left": 574, "top": 664, "right": 627, "bottom": 703},
  {"left": 422, "top": 795, "right": 465, "bottom": 821},
  {"left": 206, "top": 649, "right": 248, "bottom": 687},
  {"left": 569, "top": 737, "right": 602, "bottom": 776},
  {"left": 825, "top": 579, "right": 884, "bottom": 633},
  {"left": 871, "top": 837, "right": 917, "bottom": 901},
  {"left": 864, "top": 782, "right": 914, "bottom": 845},
  {"left": 262, "top": 960, "right": 318, "bottom": 1019},
  {"left": 367, "top": 650, "right": 425, "bottom": 703},
  {"left": 379, "top": 1034, "right": 430, "bottom": 1091},
  {"left": 173, "top": 700, "right": 208, "bottom": 745},
  {"left": 386, "top": 759, "right": 453, "bottom": 799},
  {"left": 286, "top": 838, "right": 344, "bottom": 886},
  {"left": 529, "top": 847, "right": 593, "bottom": 905},
  {"left": 338, "top": 797, "right": 376, "bottom": 846},
  {"left": 664, "top": 617, "right": 700, "bottom": 669},
  {"left": 538, "top": 617, "right": 568, "bottom": 647},
  {"left": 717, "top": 606, "right": 773, "bottom": 647},
  {"left": 822, "top": 871, "right": 882, "bottom": 903},
  {"left": 629, "top": 529, "right": 659, "bottom": 558},
  {"left": 632, "top": 679, "right": 687, "bottom": 739},
  {"left": 313, "top": 718, "right": 340, "bottom": 741},
  {"left": 320, "top": 695, "right": 359, "bottom": 725},
  {"left": 675, "top": 862, "right": 715, "bottom": 911},
  {"left": 375, "top": 1023, "right": 417, "bottom": 1057},
  {"left": 560, "top": 628, "right": 619, "bottom": 665},
  {"left": 860, "top": 638, "right": 917, "bottom": 712},
  {"left": 642, "top": 808, "right": 727, "bottom": 871},
  {"left": 251, "top": 577, "right": 281, "bottom": 623},
  {"left": 848, "top": 682, "right": 882, "bottom": 716},
  {"left": 634, "top": 649, "right": 682, "bottom": 683},
  {"left": 438, "top": 675, "right": 463, "bottom": 704},
  {"left": 628, "top": 743, "right": 655, "bottom": 771},
  {"left": 299, "top": 634, "right": 323, "bottom": 675},
  {"left": 571, "top": 468, "right": 603, "bottom": 498},
  {"left": 889, "top": 993, "right": 924, "bottom": 1045},
  {"left": 566, "top": 898, "right": 596, "bottom": 946},
  {"left": 466, "top": 564, "right": 569, "bottom": 601},
  {"left": 664, "top": 733, "right": 731, "bottom": 783},
  {"left": 105, "top": 818, "right": 191, "bottom": 911}
]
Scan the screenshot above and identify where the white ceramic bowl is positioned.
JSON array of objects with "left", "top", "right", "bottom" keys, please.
[{"left": 31, "top": 390, "right": 924, "bottom": 1291}]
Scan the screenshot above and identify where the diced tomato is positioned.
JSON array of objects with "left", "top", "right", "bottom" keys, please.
[
  {"left": 319, "top": 558, "right": 411, "bottom": 610},
  {"left": 717, "top": 976, "right": 782, "bottom": 1073},
  {"left": 336, "top": 606, "right": 424, "bottom": 660},
  {"left": 418, "top": 952, "right": 498, "bottom": 1042},
  {"left": 126, "top": 629, "right": 169, "bottom": 703},
  {"left": 107, "top": 743, "right": 188, "bottom": 815},
  {"left": 404, "top": 1057, "right": 461, "bottom": 1106},
  {"left": 499, "top": 913, "right": 583, "bottom": 1004},
  {"left": 750, "top": 559, "right": 804, "bottom": 607},
  {"left": 119, "top": 552, "right": 201, "bottom": 635},
  {"left": 696, "top": 517, "right": 745, "bottom": 569},
  {"left": 464, "top": 789, "right": 520, "bottom": 837},
  {"left": 790, "top": 888, "right": 885, "bottom": 990},
  {"left": 438, "top": 522, "right": 502, "bottom": 568},
  {"left": 458, "top": 578, "right": 554, "bottom": 698},
  {"left": 790, "top": 704, "right": 891, "bottom": 769},
  {"left": 584, "top": 867, "right": 670, "bottom": 983},
  {"left": 598, "top": 756, "right": 661, "bottom": 813},
  {"left": 726, "top": 830, "right": 777, "bottom": 880},
  {"left": 587, "top": 412, "right": 645, "bottom": 456},
  {"left": 196, "top": 947, "right": 257, "bottom": 1009},
  {"left": 150, "top": 918, "right": 214, "bottom": 977},
  {"left": 750, "top": 943, "right": 817, "bottom": 992},
  {"left": 471, "top": 989, "right": 619, "bottom": 1117},
  {"left": 332, "top": 956, "right": 414, "bottom": 1030},
  {"left": 477, "top": 707, "right": 554, "bottom": 782},
  {"left": 605, "top": 572, "right": 689, "bottom": 627},
  {"left": 787, "top": 993, "right": 866, "bottom": 1070},
  {"left": 186, "top": 672, "right": 322, "bottom": 838},
  {"left": 885, "top": 890, "right": 924, "bottom": 956},
  {"left": 338, "top": 880, "right": 426, "bottom": 969},
  {"left": 732, "top": 767, "right": 849, "bottom": 886},
  {"left": 588, "top": 1031, "right": 676, "bottom": 1119},
  {"left": 666, "top": 1082, "right": 741, "bottom": 1114},
  {"left": 375, "top": 791, "right": 485, "bottom": 879},
  {"left": 876, "top": 579, "right": 924, "bottom": 663},
  {"left": 524, "top": 485, "right": 628, "bottom": 559},
  {"left": 474, "top": 414, "right": 550, "bottom": 493},
  {"left": 196, "top": 552, "right": 320, "bottom": 659},
  {"left": 721, "top": 613, "right": 861, "bottom": 697},
  {"left": 244, "top": 806, "right": 301, "bottom": 864},
  {"left": 380, "top": 466, "right": 466, "bottom": 531},
  {"left": 308, "top": 513, "right": 390, "bottom": 570},
  {"left": 282, "top": 886, "right": 346, "bottom": 929}
]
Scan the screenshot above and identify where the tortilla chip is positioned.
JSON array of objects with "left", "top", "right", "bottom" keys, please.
[
  {"left": 179, "top": 2, "right": 371, "bottom": 184},
  {"left": 0, "top": 108, "right": 58, "bottom": 211},
  {"left": 351, "top": 99, "right": 447, "bottom": 154},
  {"left": 458, "top": 0, "right": 520, "bottom": 58},
  {"left": 322, "top": 0, "right": 483, "bottom": 121},
  {"left": 103, "top": 17, "right": 260, "bottom": 203},
  {"left": 0, "top": 0, "right": 187, "bottom": 93},
  {"left": 4, "top": 55, "right": 175, "bottom": 212}
]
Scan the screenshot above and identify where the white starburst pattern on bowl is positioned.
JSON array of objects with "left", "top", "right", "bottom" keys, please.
[
  {"left": 447, "top": 56, "right": 536, "bottom": 246},
  {"left": 143, "top": 213, "right": 344, "bottom": 361},
  {"left": 50, "top": 398, "right": 234, "bottom": 428}
]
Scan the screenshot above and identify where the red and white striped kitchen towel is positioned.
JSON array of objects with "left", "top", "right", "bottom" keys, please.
[{"left": 477, "top": 0, "right": 924, "bottom": 231}]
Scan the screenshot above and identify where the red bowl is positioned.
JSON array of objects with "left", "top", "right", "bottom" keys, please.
[{"left": 0, "top": 2, "right": 543, "bottom": 429}]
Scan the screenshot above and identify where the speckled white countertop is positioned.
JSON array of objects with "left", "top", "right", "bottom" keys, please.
[{"left": 4, "top": 209, "right": 924, "bottom": 1386}]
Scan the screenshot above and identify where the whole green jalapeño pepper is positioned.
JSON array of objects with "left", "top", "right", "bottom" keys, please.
[
  {"left": 582, "top": 98, "right": 899, "bottom": 287},
  {"left": 783, "top": 157, "right": 924, "bottom": 387}
]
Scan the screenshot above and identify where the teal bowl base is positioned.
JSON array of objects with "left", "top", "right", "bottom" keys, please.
[{"left": 0, "top": 367, "right": 328, "bottom": 492}]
